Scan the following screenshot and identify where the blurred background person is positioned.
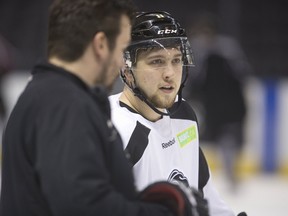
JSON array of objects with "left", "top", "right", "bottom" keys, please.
[{"left": 183, "top": 12, "right": 253, "bottom": 191}]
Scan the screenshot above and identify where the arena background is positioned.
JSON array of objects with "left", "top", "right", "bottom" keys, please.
[{"left": 0, "top": 0, "right": 288, "bottom": 215}]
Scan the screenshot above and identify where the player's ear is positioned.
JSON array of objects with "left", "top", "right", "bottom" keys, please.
[
  {"left": 92, "top": 32, "right": 109, "bottom": 59},
  {"left": 123, "top": 67, "right": 131, "bottom": 77},
  {"left": 121, "top": 67, "right": 135, "bottom": 89},
  {"left": 124, "top": 68, "right": 134, "bottom": 82}
]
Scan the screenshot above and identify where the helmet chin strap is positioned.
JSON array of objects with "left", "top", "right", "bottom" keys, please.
[
  {"left": 128, "top": 66, "right": 189, "bottom": 117},
  {"left": 132, "top": 87, "right": 170, "bottom": 116}
]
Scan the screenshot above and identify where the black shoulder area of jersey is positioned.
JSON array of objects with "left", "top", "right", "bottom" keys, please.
[
  {"left": 198, "top": 147, "right": 210, "bottom": 193},
  {"left": 124, "top": 121, "right": 151, "bottom": 166},
  {"left": 169, "top": 100, "right": 198, "bottom": 122}
]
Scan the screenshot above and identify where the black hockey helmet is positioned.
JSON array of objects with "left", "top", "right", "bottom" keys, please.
[
  {"left": 124, "top": 11, "right": 194, "bottom": 67},
  {"left": 121, "top": 11, "right": 194, "bottom": 116}
]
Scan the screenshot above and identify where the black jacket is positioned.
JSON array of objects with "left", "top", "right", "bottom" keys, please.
[{"left": 0, "top": 62, "right": 170, "bottom": 216}]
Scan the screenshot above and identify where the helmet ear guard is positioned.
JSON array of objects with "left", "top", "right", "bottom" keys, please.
[{"left": 181, "top": 40, "right": 194, "bottom": 66}]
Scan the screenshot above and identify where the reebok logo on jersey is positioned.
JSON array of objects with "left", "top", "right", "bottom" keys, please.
[
  {"left": 176, "top": 125, "right": 197, "bottom": 148},
  {"left": 162, "top": 138, "right": 175, "bottom": 149}
]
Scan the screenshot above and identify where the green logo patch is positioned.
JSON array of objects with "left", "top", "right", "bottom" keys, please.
[{"left": 176, "top": 126, "right": 197, "bottom": 148}]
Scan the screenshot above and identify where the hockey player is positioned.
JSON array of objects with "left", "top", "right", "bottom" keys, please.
[{"left": 109, "top": 11, "right": 236, "bottom": 216}]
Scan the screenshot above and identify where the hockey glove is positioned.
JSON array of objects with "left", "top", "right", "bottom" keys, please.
[{"left": 139, "top": 181, "right": 208, "bottom": 216}]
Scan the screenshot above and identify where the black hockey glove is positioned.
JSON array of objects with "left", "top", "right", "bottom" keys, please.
[{"left": 139, "top": 181, "right": 209, "bottom": 216}]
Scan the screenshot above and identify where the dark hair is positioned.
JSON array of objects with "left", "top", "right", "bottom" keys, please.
[{"left": 48, "top": 0, "right": 136, "bottom": 61}]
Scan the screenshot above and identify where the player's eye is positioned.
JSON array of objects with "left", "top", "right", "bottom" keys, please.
[
  {"left": 172, "top": 58, "right": 182, "bottom": 64},
  {"left": 149, "top": 59, "right": 165, "bottom": 66}
]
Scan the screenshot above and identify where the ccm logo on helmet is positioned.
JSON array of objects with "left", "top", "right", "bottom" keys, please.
[{"left": 157, "top": 29, "right": 177, "bottom": 34}]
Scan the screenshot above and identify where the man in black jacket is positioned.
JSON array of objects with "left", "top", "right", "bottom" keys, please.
[{"left": 0, "top": 1, "right": 200, "bottom": 216}]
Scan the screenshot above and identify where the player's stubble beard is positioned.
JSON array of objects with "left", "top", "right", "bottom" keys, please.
[
  {"left": 134, "top": 76, "right": 178, "bottom": 110},
  {"left": 143, "top": 89, "right": 177, "bottom": 109}
]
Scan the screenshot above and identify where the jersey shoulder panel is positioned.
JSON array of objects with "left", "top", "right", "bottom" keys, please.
[
  {"left": 170, "top": 99, "right": 198, "bottom": 122},
  {"left": 198, "top": 147, "right": 210, "bottom": 192},
  {"left": 109, "top": 93, "right": 141, "bottom": 148},
  {"left": 125, "top": 121, "right": 151, "bottom": 166}
]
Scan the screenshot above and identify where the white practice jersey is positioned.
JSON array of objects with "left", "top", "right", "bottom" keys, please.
[{"left": 109, "top": 93, "right": 235, "bottom": 216}]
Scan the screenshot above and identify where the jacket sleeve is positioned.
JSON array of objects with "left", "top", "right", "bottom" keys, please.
[{"left": 34, "top": 100, "right": 172, "bottom": 216}]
